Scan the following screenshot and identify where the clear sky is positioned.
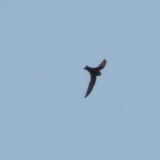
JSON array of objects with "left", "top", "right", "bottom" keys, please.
[{"left": 0, "top": 0, "right": 160, "bottom": 160}]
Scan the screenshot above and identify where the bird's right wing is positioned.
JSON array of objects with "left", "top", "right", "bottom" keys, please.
[
  {"left": 97, "top": 59, "right": 107, "bottom": 70},
  {"left": 85, "top": 74, "right": 96, "bottom": 98}
]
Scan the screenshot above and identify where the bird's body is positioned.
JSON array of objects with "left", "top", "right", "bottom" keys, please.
[
  {"left": 84, "top": 66, "right": 101, "bottom": 76},
  {"left": 84, "top": 59, "right": 107, "bottom": 98}
]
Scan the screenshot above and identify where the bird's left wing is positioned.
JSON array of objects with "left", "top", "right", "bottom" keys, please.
[{"left": 85, "top": 73, "right": 96, "bottom": 98}]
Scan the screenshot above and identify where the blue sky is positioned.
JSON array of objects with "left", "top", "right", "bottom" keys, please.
[{"left": 0, "top": 0, "right": 160, "bottom": 159}]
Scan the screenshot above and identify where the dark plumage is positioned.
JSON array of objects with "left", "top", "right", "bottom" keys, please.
[{"left": 84, "top": 59, "right": 107, "bottom": 98}]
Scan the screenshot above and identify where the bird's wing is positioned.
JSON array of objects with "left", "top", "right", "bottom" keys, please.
[
  {"left": 85, "top": 73, "right": 96, "bottom": 98},
  {"left": 97, "top": 59, "right": 107, "bottom": 70}
]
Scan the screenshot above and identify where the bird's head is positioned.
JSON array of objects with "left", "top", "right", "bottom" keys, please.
[{"left": 84, "top": 66, "right": 89, "bottom": 70}]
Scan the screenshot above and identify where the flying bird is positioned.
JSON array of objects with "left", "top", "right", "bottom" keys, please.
[{"left": 84, "top": 59, "right": 107, "bottom": 98}]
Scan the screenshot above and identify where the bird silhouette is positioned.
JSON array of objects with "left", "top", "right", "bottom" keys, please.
[{"left": 84, "top": 59, "right": 107, "bottom": 98}]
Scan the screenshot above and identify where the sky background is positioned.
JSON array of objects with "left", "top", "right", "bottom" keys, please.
[{"left": 0, "top": 0, "right": 160, "bottom": 160}]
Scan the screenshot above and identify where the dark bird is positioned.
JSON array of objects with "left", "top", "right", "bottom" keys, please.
[{"left": 84, "top": 59, "right": 107, "bottom": 98}]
